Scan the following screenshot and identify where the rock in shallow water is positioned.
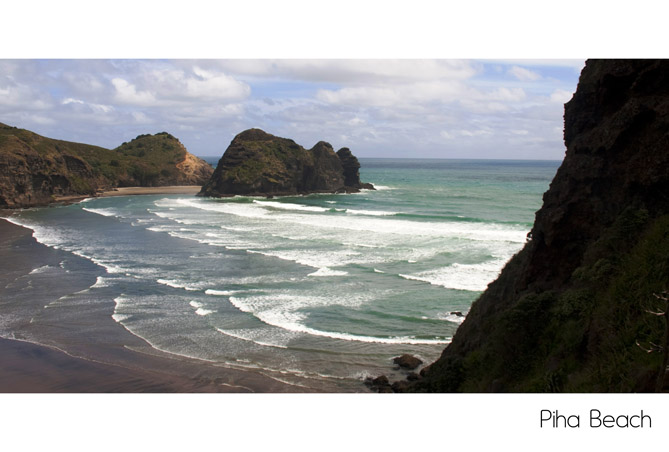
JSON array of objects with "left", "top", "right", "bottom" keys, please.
[
  {"left": 393, "top": 354, "right": 423, "bottom": 370},
  {"left": 198, "top": 128, "right": 374, "bottom": 197}
]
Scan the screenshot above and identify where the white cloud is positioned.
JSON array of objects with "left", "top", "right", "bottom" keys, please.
[
  {"left": 62, "top": 98, "right": 84, "bottom": 105},
  {"left": 28, "top": 115, "right": 56, "bottom": 125},
  {"left": 0, "top": 77, "right": 52, "bottom": 110},
  {"left": 184, "top": 67, "right": 250, "bottom": 100},
  {"left": 0, "top": 59, "right": 581, "bottom": 160},
  {"left": 459, "top": 129, "right": 491, "bottom": 137},
  {"left": 317, "top": 80, "right": 469, "bottom": 107},
  {"left": 112, "top": 78, "right": 156, "bottom": 106},
  {"left": 131, "top": 111, "right": 151, "bottom": 124},
  {"left": 508, "top": 66, "right": 541, "bottom": 81},
  {"left": 550, "top": 89, "right": 574, "bottom": 104},
  {"left": 62, "top": 97, "right": 114, "bottom": 115},
  {"left": 490, "top": 87, "right": 526, "bottom": 101},
  {"left": 111, "top": 66, "right": 250, "bottom": 107},
  {"left": 209, "top": 59, "right": 480, "bottom": 84}
]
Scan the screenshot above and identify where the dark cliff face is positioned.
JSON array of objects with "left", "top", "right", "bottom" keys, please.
[
  {"left": 412, "top": 60, "right": 669, "bottom": 393},
  {"left": 336, "top": 147, "right": 374, "bottom": 190},
  {"left": 198, "top": 129, "right": 373, "bottom": 197},
  {"left": 0, "top": 124, "right": 103, "bottom": 207},
  {"left": 0, "top": 124, "right": 213, "bottom": 208}
]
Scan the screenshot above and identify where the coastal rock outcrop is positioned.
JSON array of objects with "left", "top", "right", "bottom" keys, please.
[
  {"left": 198, "top": 129, "right": 373, "bottom": 197},
  {"left": 393, "top": 354, "right": 423, "bottom": 370},
  {"left": 410, "top": 60, "right": 669, "bottom": 393},
  {"left": 336, "top": 147, "right": 374, "bottom": 190},
  {"left": 0, "top": 124, "right": 213, "bottom": 208},
  {"left": 112, "top": 132, "right": 213, "bottom": 187}
]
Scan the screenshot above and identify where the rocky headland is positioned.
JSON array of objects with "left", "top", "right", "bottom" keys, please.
[
  {"left": 198, "top": 129, "right": 373, "bottom": 197},
  {"left": 372, "top": 59, "right": 669, "bottom": 393},
  {"left": 0, "top": 123, "right": 213, "bottom": 208}
]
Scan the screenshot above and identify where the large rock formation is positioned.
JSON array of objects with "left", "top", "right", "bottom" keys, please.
[
  {"left": 410, "top": 60, "right": 669, "bottom": 393},
  {"left": 111, "top": 132, "right": 213, "bottom": 187},
  {"left": 198, "top": 129, "right": 373, "bottom": 197},
  {"left": 0, "top": 124, "right": 213, "bottom": 208}
]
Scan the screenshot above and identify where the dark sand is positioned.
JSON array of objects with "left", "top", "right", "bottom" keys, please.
[{"left": 0, "top": 217, "right": 315, "bottom": 393}]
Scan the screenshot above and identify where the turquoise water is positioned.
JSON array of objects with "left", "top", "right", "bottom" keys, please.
[{"left": 4, "top": 159, "right": 560, "bottom": 390}]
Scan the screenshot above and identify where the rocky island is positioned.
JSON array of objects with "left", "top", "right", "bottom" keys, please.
[
  {"left": 0, "top": 124, "right": 213, "bottom": 208},
  {"left": 392, "top": 59, "right": 669, "bottom": 393},
  {"left": 198, "top": 128, "right": 373, "bottom": 198}
]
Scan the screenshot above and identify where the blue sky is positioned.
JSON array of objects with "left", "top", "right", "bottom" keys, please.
[{"left": 0, "top": 59, "right": 584, "bottom": 160}]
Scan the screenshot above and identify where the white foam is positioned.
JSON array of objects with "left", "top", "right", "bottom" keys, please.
[
  {"left": 247, "top": 248, "right": 362, "bottom": 269},
  {"left": 91, "top": 276, "right": 112, "bottom": 288},
  {"left": 82, "top": 207, "right": 119, "bottom": 217},
  {"left": 157, "top": 279, "right": 200, "bottom": 291},
  {"left": 373, "top": 268, "right": 385, "bottom": 273},
  {"left": 216, "top": 328, "right": 290, "bottom": 349},
  {"left": 205, "top": 289, "right": 238, "bottom": 296},
  {"left": 29, "top": 265, "right": 51, "bottom": 274},
  {"left": 81, "top": 254, "right": 126, "bottom": 274},
  {"left": 440, "top": 312, "right": 467, "bottom": 325},
  {"left": 345, "top": 209, "right": 398, "bottom": 216},
  {"left": 112, "top": 313, "right": 130, "bottom": 323},
  {"left": 228, "top": 293, "right": 449, "bottom": 345},
  {"left": 343, "top": 242, "right": 381, "bottom": 248},
  {"left": 112, "top": 296, "right": 130, "bottom": 323},
  {"left": 307, "top": 267, "right": 348, "bottom": 277},
  {"left": 370, "top": 185, "right": 394, "bottom": 190},
  {"left": 155, "top": 198, "right": 528, "bottom": 245},
  {"left": 4, "top": 217, "right": 67, "bottom": 248},
  {"left": 195, "top": 308, "right": 215, "bottom": 316},
  {"left": 189, "top": 301, "right": 203, "bottom": 308},
  {"left": 253, "top": 200, "right": 329, "bottom": 213},
  {"left": 399, "top": 258, "right": 508, "bottom": 292}
]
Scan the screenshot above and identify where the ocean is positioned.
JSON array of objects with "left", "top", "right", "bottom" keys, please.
[{"left": 2, "top": 158, "right": 560, "bottom": 391}]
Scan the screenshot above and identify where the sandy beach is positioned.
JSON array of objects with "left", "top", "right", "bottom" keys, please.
[
  {"left": 99, "top": 186, "right": 203, "bottom": 197},
  {"left": 53, "top": 185, "right": 202, "bottom": 204},
  {"left": 0, "top": 217, "right": 315, "bottom": 393}
]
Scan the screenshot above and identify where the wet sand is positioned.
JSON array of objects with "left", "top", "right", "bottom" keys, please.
[{"left": 0, "top": 218, "right": 316, "bottom": 393}]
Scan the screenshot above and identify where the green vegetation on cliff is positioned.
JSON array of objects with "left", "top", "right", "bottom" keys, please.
[
  {"left": 410, "top": 60, "right": 669, "bottom": 393},
  {"left": 199, "top": 128, "right": 373, "bottom": 197},
  {"left": 0, "top": 123, "right": 213, "bottom": 208}
]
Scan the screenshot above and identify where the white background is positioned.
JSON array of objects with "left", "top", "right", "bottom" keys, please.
[{"left": 2, "top": 1, "right": 669, "bottom": 450}]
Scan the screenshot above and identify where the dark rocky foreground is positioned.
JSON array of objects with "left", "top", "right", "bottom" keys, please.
[
  {"left": 198, "top": 129, "right": 373, "bottom": 197},
  {"left": 374, "top": 60, "right": 669, "bottom": 393}
]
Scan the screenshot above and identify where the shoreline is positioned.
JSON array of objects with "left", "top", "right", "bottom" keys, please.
[
  {"left": 98, "top": 185, "right": 202, "bottom": 197},
  {"left": 0, "top": 217, "right": 321, "bottom": 393},
  {"left": 53, "top": 185, "right": 202, "bottom": 205}
]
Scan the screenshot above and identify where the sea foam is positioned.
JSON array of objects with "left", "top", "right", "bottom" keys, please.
[
  {"left": 399, "top": 259, "right": 507, "bottom": 292},
  {"left": 307, "top": 267, "right": 349, "bottom": 277}
]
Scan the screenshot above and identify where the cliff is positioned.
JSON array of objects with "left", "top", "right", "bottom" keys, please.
[
  {"left": 0, "top": 124, "right": 213, "bottom": 208},
  {"left": 110, "top": 132, "right": 213, "bottom": 186},
  {"left": 409, "top": 60, "right": 669, "bottom": 392},
  {"left": 198, "top": 129, "right": 373, "bottom": 197}
]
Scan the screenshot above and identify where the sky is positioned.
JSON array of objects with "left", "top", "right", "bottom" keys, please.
[{"left": 0, "top": 59, "right": 584, "bottom": 160}]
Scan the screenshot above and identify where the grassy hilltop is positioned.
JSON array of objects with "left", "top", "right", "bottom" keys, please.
[{"left": 0, "top": 123, "right": 212, "bottom": 207}]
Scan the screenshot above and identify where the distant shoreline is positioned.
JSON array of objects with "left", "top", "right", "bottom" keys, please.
[
  {"left": 52, "top": 185, "right": 202, "bottom": 205},
  {"left": 99, "top": 185, "right": 202, "bottom": 197}
]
